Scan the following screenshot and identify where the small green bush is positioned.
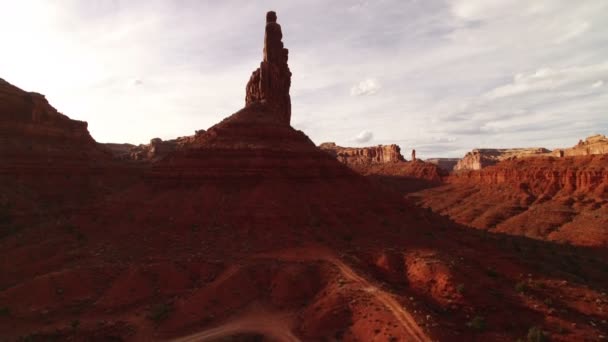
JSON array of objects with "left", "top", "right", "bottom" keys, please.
[
  {"left": 467, "top": 315, "right": 486, "bottom": 332},
  {"left": 515, "top": 281, "right": 529, "bottom": 293},
  {"left": 147, "top": 303, "right": 172, "bottom": 323},
  {"left": 526, "top": 326, "right": 546, "bottom": 342},
  {"left": 0, "top": 306, "right": 10, "bottom": 316}
]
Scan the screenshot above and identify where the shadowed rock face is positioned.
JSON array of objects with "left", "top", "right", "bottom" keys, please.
[
  {"left": 245, "top": 11, "right": 292, "bottom": 125},
  {"left": 0, "top": 78, "right": 98, "bottom": 159}
]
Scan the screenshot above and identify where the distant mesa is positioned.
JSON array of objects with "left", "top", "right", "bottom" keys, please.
[
  {"left": 553, "top": 134, "right": 608, "bottom": 157},
  {"left": 453, "top": 147, "right": 550, "bottom": 172},
  {"left": 319, "top": 142, "right": 406, "bottom": 166}
]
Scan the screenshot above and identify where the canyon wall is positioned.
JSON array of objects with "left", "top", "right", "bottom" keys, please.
[{"left": 412, "top": 155, "right": 608, "bottom": 246}]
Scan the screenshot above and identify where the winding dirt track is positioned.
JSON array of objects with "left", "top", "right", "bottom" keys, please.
[
  {"left": 171, "top": 310, "right": 300, "bottom": 342},
  {"left": 264, "top": 246, "right": 430, "bottom": 342},
  {"left": 171, "top": 246, "right": 429, "bottom": 342}
]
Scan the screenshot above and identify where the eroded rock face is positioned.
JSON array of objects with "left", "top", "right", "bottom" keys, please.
[
  {"left": 245, "top": 11, "right": 292, "bottom": 125},
  {"left": 554, "top": 134, "right": 608, "bottom": 157},
  {"left": 318, "top": 142, "right": 405, "bottom": 166},
  {"left": 454, "top": 148, "right": 550, "bottom": 171},
  {"left": 0, "top": 78, "right": 98, "bottom": 159}
]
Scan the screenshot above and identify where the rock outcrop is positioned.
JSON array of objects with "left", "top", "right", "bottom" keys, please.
[
  {"left": 425, "top": 158, "right": 460, "bottom": 171},
  {"left": 245, "top": 11, "right": 292, "bottom": 125},
  {"left": 454, "top": 147, "right": 550, "bottom": 171},
  {"left": 0, "top": 78, "right": 99, "bottom": 159},
  {"left": 318, "top": 142, "right": 405, "bottom": 166},
  {"left": 554, "top": 134, "right": 608, "bottom": 157}
]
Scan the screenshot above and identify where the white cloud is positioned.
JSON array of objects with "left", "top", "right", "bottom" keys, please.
[
  {"left": 592, "top": 80, "right": 604, "bottom": 88},
  {"left": 554, "top": 22, "right": 591, "bottom": 44},
  {"left": 350, "top": 79, "right": 380, "bottom": 96},
  {"left": 485, "top": 63, "right": 608, "bottom": 100},
  {"left": 354, "top": 130, "right": 373, "bottom": 143}
]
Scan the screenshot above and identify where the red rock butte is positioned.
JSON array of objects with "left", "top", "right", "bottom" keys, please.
[{"left": 245, "top": 11, "right": 292, "bottom": 125}]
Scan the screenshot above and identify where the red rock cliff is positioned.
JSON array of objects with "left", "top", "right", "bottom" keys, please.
[{"left": 450, "top": 155, "right": 608, "bottom": 197}]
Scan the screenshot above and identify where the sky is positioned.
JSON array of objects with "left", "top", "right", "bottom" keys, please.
[{"left": 0, "top": 0, "right": 606, "bottom": 158}]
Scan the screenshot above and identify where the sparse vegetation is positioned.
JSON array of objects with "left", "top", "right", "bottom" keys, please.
[
  {"left": 485, "top": 268, "right": 499, "bottom": 278},
  {"left": 526, "top": 326, "right": 546, "bottom": 342},
  {"left": 0, "top": 306, "right": 10, "bottom": 317},
  {"left": 147, "top": 302, "right": 172, "bottom": 323},
  {"left": 456, "top": 283, "right": 465, "bottom": 294},
  {"left": 70, "top": 319, "right": 80, "bottom": 329},
  {"left": 515, "top": 281, "right": 529, "bottom": 293},
  {"left": 467, "top": 315, "right": 486, "bottom": 332}
]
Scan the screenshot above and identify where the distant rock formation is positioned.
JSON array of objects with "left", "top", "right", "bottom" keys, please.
[
  {"left": 318, "top": 142, "right": 405, "bottom": 166},
  {"left": 411, "top": 149, "right": 416, "bottom": 161},
  {"left": 0, "top": 77, "right": 102, "bottom": 160},
  {"left": 553, "top": 134, "right": 608, "bottom": 157},
  {"left": 245, "top": 11, "right": 292, "bottom": 125},
  {"left": 425, "top": 158, "right": 460, "bottom": 171},
  {"left": 454, "top": 148, "right": 550, "bottom": 171},
  {"left": 102, "top": 130, "right": 205, "bottom": 161}
]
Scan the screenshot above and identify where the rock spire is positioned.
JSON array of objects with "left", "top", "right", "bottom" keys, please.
[{"left": 245, "top": 11, "right": 292, "bottom": 124}]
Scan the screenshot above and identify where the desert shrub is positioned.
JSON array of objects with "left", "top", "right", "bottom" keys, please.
[
  {"left": 0, "top": 306, "right": 10, "bottom": 316},
  {"left": 456, "top": 283, "right": 465, "bottom": 294},
  {"left": 526, "top": 326, "right": 546, "bottom": 342},
  {"left": 147, "top": 303, "right": 172, "bottom": 323},
  {"left": 467, "top": 315, "right": 486, "bottom": 331},
  {"left": 515, "top": 281, "right": 529, "bottom": 293},
  {"left": 485, "top": 268, "right": 499, "bottom": 278}
]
